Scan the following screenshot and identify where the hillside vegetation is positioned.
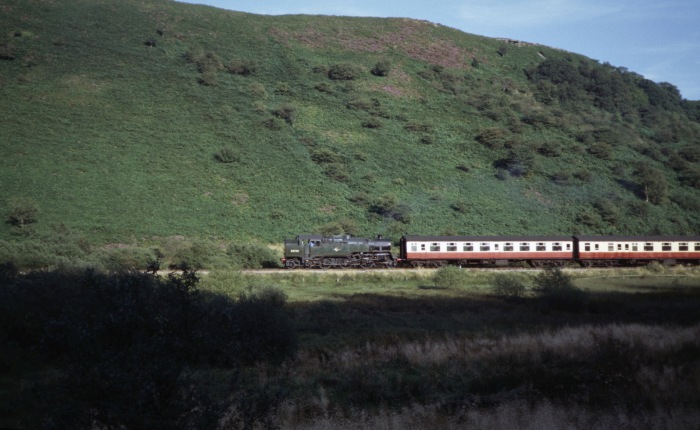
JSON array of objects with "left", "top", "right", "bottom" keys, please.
[{"left": 1, "top": 0, "right": 700, "bottom": 268}]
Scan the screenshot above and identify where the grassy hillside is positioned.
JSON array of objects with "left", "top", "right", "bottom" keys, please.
[{"left": 1, "top": 0, "right": 700, "bottom": 267}]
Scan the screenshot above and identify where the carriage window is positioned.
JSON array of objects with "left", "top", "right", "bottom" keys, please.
[
  {"left": 679, "top": 243, "right": 689, "bottom": 251},
  {"left": 464, "top": 243, "right": 474, "bottom": 252},
  {"left": 584, "top": 243, "right": 591, "bottom": 252},
  {"left": 695, "top": 243, "right": 700, "bottom": 251},
  {"left": 447, "top": 242, "right": 457, "bottom": 251},
  {"left": 566, "top": 243, "right": 571, "bottom": 251},
  {"left": 480, "top": 243, "right": 490, "bottom": 251},
  {"left": 536, "top": 243, "right": 546, "bottom": 251},
  {"left": 504, "top": 243, "right": 514, "bottom": 251},
  {"left": 632, "top": 244, "right": 638, "bottom": 251},
  {"left": 553, "top": 243, "right": 562, "bottom": 251},
  {"left": 617, "top": 244, "right": 623, "bottom": 251},
  {"left": 594, "top": 244, "right": 600, "bottom": 251},
  {"left": 644, "top": 243, "right": 654, "bottom": 251},
  {"left": 608, "top": 243, "right": 614, "bottom": 251},
  {"left": 662, "top": 243, "right": 672, "bottom": 251},
  {"left": 520, "top": 243, "right": 530, "bottom": 251},
  {"left": 410, "top": 244, "right": 417, "bottom": 252},
  {"left": 624, "top": 244, "right": 629, "bottom": 251},
  {"left": 420, "top": 244, "right": 426, "bottom": 251},
  {"left": 430, "top": 243, "right": 440, "bottom": 252},
  {"left": 494, "top": 244, "right": 499, "bottom": 251}
]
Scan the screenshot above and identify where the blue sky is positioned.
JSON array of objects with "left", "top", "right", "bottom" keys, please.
[{"left": 179, "top": 0, "right": 700, "bottom": 100}]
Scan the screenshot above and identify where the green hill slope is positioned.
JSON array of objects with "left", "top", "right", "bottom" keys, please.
[{"left": 1, "top": 0, "right": 699, "bottom": 266}]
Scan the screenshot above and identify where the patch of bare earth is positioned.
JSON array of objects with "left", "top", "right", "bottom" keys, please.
[{"left": 269, "top": 19, "right": 476, "bottom": 70}]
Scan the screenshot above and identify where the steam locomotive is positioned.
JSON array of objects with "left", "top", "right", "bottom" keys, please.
[
  {"left": 282, "top": 234, "right": 700, "bottom": 268},
  {"left": 281, "top": 234, "right": 395, "bottom": 269}
]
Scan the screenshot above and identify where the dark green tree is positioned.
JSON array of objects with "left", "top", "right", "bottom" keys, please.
[{"left": 634, "top": 163, "right": 669, "bottom": 204}]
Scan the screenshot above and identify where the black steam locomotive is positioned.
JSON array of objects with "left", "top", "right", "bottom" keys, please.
[{"left": 281, "top": 234, "right": 394, "bottom": 269}]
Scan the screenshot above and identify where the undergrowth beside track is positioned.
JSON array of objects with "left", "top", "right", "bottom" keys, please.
[{"left": 2, "top": 266, "right": 699, "bottom": 428}]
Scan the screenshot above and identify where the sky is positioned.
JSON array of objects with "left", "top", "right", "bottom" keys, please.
[{"left": 178, "top": 0, "right": 700, "bottom": 100}]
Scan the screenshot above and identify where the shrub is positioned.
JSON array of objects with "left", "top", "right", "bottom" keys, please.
[
  {"left": 370, "top": 60, "right": 391, "bottom": 77},
  {"left": 7, "top": 198, "right": 39, "bottom": 231},
  {"left": 272, "top": 103, "right": 296, "bottom": 125},
  {"left": 262, "top": 117, "right": 284, "bottom": 130},
  {"left": 369, "top": 194, "right": 411, "bottom": 224},
  {"left": 533, "top": 268, "right": 587, "bottom": 312},
  {"left": 589, "top": 142, "right": 614, "bottom": 160},
  {"left": 311, "top": 148, "right": 342, "bottom": 164},
  {"left": 322, "top": 163, "right": 351, "bottom": 182},
  {"left": 226, "top": 59, "right": 256, "bottom": 76},
  {"left": 501, "top": 146, "right": 539, "bottom": 177},
  {"left": 347, "top": 97, "right": 377, "bottom": 112},
  {"left": 404, "top": 122, "right": 432, "bottom": 133},
  {"left": 197, "top": 70, "right": 218, "bottom": 86},
  {"left": 432, "top": 265, "right": 466, "bottom": 289},
  {"left": 226, "top": 243, "right": 279, "bottom": 269},
  {"left": 538, "top": 141, "right": 562, "bottom": 157},
  {"left": 595, "top": 198, "right": 620, "bottom": 225},
  {"left": 328, "top": 63, "right": 361, "bottom": 80},
  {"left": 0, "top": 41, "right": 16, "bottom": 60},
  {"left": 551, "top": 170, "right": 572, "bottom": 185},
  {"left": 573, "top": 169, "right": 593, "bottom": 182},
  {"left": 169, "top": 241, "right": 218, "bottom": 269},
  {"left": 419, "top": 134, "right": 435, "bottom": 145},
  {"left": 214, "top": 147, "right": 240, "bottom": 163},
  {"left": 100, "top": 246, "right": 157, "bottom": 271},
  {"left": 450, "top": 201, "right": 469, "bottom": 213},
  {"left": 490, "top": 274, "right": 527, "bottom": 299},
  {"left": 456, "top": 163, "right": 470, "bottom": 173},
  {"left": 185, "top": 50, "right": 223, "bottom": 73},
  {"left": 362, "top": 118, "right": 382, "bottom": 129}
]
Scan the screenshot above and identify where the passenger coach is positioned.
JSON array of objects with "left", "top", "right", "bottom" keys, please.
[
  {"left": 575, "top": 236, "right": 700, "bottom": 266},
  {"left": 399, "top": 235, "right": 574, "bottom": 267}
]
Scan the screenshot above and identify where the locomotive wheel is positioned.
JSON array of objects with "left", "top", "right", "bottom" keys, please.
[
  {"left": 321, "top": 258, "right": 332, "bottom": 269},
  {"left": 286, "top": 259, "right": 298, "bottom": 269}
]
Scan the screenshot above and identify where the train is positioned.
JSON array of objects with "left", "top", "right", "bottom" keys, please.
[{"left": 281, "top": 234, "right": 700, "bottom": 268}]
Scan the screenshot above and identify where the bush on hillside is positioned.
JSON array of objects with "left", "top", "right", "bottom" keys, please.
[
  {"left": 214, "top": 146, "right": 240, "bottom": 163},
  {"left": 551, "top": 169, "right": 572, "bottom": 185},
  {"left": 594, "top": 198, "right": 620, "bottom": 225},
  {"left": 226, "top": 243, "right": 279, "bottom": 269},
  {"left": 370, "top": 60, "right": 391, "bottom": 77},
  {"left": 6, "top": 197, "right": 39, "bottom": 231},
  {"left": 272, "top": 103, "right": 296, "bottom": 125},
  {"left": 311, "top": 148, "right": 342, "bottom": 164},
  {"left": 226, "top": 59, "right": 256, "bottom": 76},
  {"left": 369, "top": 194, "right": 411, "bottom": 224},
  {"left": 328, "top": 63, "right": 361, "bottom": 80},
  {"left": 589, "top": 142, "right": 614, "bottom": 160},
  {"left": 168, "top": 240, "right": 218, "bottom": 269}
]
